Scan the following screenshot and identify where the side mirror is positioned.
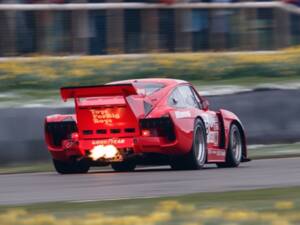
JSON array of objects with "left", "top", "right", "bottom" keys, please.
[
  {"left": 202, "top": 99, "right": 209, "bottom": 111},
  {"left": 172, "top": 97, "right": 178, "bottom": 105}
]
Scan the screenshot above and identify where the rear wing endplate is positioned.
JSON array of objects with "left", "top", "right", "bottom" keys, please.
[{"left": 60, "top": 84, "right": 137, "bottom": 102}]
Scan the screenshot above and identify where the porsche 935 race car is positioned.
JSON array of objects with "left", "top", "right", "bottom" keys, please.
[{"left": 45, "top": 78, "right": 248, "bottom": 174}]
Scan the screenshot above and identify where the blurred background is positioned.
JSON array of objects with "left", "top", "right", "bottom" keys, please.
[
  {"left": 1, "top": 2, "right": 300, "bottom": 224},
  {"left": 0, "top": 0, "right": 300, "bottom": 167},
  {"left": 0, "top": 0, "right": 300, "bottom": 56}
]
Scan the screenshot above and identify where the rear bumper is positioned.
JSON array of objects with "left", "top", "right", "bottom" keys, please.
[{"left": 48, "top": 136, "right": 182, "bottom": 162}]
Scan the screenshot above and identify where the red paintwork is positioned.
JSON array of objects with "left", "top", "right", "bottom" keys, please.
[{"left": 45, "top": 78, "right": 247, "bottom": 164}]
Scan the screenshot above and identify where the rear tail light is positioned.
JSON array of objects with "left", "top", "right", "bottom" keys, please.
[
  {"left": 139, "top": 116, "right": 175, "bottom": 141},
  {"left": 141, "top": 129, "right": 151, "bottom": 137}
]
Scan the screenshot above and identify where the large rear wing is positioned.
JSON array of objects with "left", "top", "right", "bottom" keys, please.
[{"left": 60, "top": 84, "right": 137, "bottom": 102}]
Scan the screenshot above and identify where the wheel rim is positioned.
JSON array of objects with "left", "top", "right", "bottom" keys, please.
[
  {"left": 232, "top": 127, "right": 242, "bottom": 162},
  {"left": 195, "top": 127, "right": 206, "bottom": 164}
]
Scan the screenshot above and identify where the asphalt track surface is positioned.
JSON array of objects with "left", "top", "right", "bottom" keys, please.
[{"left": 1, "top": 158, "right": 300, "bottom": 205}]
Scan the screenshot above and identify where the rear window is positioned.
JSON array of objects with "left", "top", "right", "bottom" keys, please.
[{"left": 133, "top": 82, "right": 165, "bottom": 96}]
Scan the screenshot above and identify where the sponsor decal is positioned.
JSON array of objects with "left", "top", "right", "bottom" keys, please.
[
  {"left": 201, "top": 114, "right": 210, "bottom": 134},
  {"left": 92, "top": 139, "right": 126, "bottom": 146},
  {"left": 208, "top": 149, "right": 226, "bottom": 157},
  {"left": 175, "top": 111, "right": 191, "bottom": 119},
  {"left": 62, "top": 140, "right": 77, "bottom": 149},
  {"left": 201, "top": 114, "right": 219, "bottom": 145},
  {"left": 90, "top": 109, "right": 120, "bottom": 124},
  {"left": 207, "top": 131, "right": 219, "bottom": 145},
  {"left": 202, "top": 114, "right": 219, "bottom": 130}
]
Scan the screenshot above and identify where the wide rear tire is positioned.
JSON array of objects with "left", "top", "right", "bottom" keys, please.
[
  {"left": 111, "top": 161, "right": 136, "bottom": 172},
  {"left": 53, "top": 159, "right": 90, "bottom": 174},
  {"left": 217, "top": 123, "right": 243, "bottom": 168},
  {"left": 171, "top": 119, "right": 207, "bottom": 170}
]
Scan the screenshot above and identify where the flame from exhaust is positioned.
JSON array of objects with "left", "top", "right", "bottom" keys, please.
[{"left": 90, "top": 145, "right": 118, "bottom": 160}]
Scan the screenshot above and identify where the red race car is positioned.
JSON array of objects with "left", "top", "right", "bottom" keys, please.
[{"left": 45, "top": 78, "right": 248, "bottom": 174}]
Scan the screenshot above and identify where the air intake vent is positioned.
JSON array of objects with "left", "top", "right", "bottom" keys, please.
[
  {"left": 111, "top": 129, "right": 121, "bottom": 134},
  {"left": 139, "top": 117, "right": 175, "bottom": 141},
  {"left": 45, "top": 121, "right": 77, "bottom": 147},
  {"left": 96, "top": 129, "right": 107, "bottom": 134},
  {"left": 124, "top": 128, "right": 135, "bottom": 133},
  {"left": 83, "top": 130, "right": 93, "bottom": 135}
]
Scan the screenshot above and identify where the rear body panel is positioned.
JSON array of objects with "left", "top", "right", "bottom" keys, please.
[{"left": 76, "top": 100, "right": 139, "bottom": 140}]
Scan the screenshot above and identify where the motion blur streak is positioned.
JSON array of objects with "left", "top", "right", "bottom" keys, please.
[{"left": 90, "top": 145, "right": 118, "bottom": 160}]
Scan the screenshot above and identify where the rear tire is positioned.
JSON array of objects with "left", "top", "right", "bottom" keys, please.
[
  {"left": 111, "top": 161, "right": 136, "bottom": 172},
  {"left": 53, "top": 159, "right": 90, "bottom": 174},
  {"left": 171, "top": 119, "right": 207, "bottom": 170},
  {"left": 217, "top": 123, "right": 242, "bottom": 168}
]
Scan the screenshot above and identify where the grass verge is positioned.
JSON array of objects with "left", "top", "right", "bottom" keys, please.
[
  {"left": 1, "top": 187, "right": 300, "bottom": 224},
  {"left": 0, "top": 162, "right": 52, "bottom": 175},
  {"left": 0, "top": 49, "right": 300, "bottom": 104},
  {"left": 249, "top": 142, "right": 300, "bottom": 159}
]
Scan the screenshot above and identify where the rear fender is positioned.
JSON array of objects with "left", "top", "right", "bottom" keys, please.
[
  {"left": 44, "top": 114, "right": 77, "bottom": 150},
  {"left": 169, "top": 112, "right": 194, "bottom": 153}
]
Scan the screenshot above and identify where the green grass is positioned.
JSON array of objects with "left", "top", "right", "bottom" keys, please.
[
  {"left": 0, "top": 162, "right": 52, "bottom": 175},
  {"left": 0, "top": 50, "right": 300, "bottom": 105},
  {"left": 2, "top": 186, "right": 299, "bottom": 214},
  {"left": 1, "top": 187, "right": 300, "bottom": 225},
  {"left": 249, "top": 143, "right": 300, "bottom": 159}
]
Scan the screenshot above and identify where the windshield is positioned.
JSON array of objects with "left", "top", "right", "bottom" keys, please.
[{"left": 133, "top": 82, "right": 165, "bottom": 96}]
